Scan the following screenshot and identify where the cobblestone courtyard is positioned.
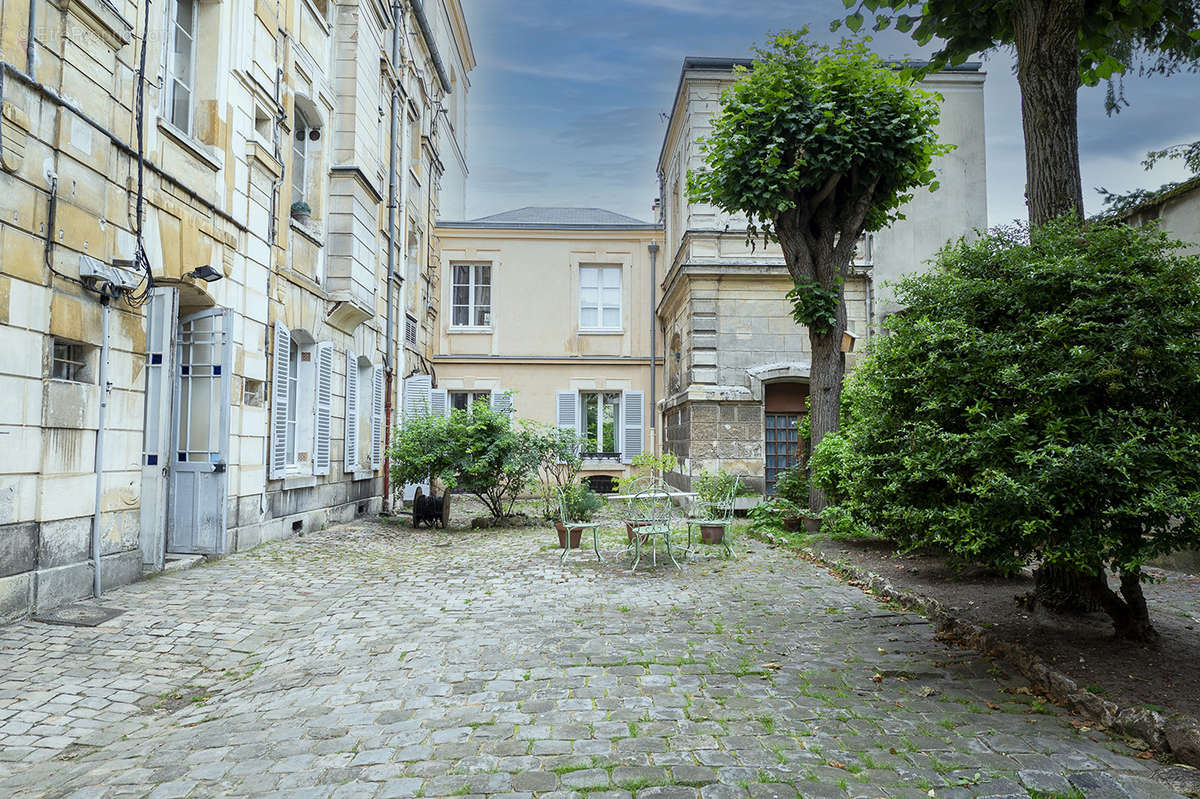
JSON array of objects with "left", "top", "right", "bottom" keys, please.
[{"left": 0, "top": 521, "right": 1189, "bottom": 798}]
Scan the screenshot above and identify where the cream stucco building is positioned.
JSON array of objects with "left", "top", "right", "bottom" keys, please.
[
  {"left": 0, "top": 0, "right": 473, "bottom": 620},
  {"left": 656, "top": 57, "right": 988, "bottom": 494},
  {"left": 431, "top": 207, "right": 664, "bottom": 485}
]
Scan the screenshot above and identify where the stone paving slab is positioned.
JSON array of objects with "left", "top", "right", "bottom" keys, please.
[{"left": 0, "top": 521, "right": 1190, "bottom": 798}]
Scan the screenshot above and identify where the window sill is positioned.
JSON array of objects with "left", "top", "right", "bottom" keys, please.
[
  {"left": 157, "top": 118, "right": 222, "bottom": 172},
  {"left": 282, "top": 473, "right": 317, "bottom": 490},
  {"left": 577, "top": 328, "right": 624, "bottom": 336},
  {"left": 448, "top": 326, "right": 492, "bottom": 334}
]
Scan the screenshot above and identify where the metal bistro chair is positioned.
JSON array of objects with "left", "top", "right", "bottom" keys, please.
[
  {"left": 623, "top": 487, "right": 680, "bottom": 572},
  {"left": 684, "top": 478, "right": 738, "bottom": 559},
  {"left": 557, "top": 488, "right": 602, "bottom": 564}
]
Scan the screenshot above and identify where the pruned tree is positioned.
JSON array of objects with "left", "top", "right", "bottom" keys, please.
[
  {"left": 687, "top": 34, "right": 949, "bottom": 510},
  {"left": 838, "top": 0, "right": 1200, "bottom": 225}
]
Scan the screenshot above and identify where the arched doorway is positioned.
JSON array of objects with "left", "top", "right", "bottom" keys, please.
[{"left": 763, "top": 381, "right": 808, "bottom": 495}]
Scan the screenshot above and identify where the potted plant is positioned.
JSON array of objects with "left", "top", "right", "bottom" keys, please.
[
  {"left": 556, "top": 483, "right": 602, "bottom": 549},
  {"left": 290, "top": 200, "right": 312, "bottom": 226},
  {"left": 691, "top": 469, "right": 739, "bottom": 544}
]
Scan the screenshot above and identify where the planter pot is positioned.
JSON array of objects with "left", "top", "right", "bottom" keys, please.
[
  {"left": 699, "top": 524, "right": 725, "bottom": 545},
  {"left": 291, "top": 212, "right": 311, "bottom": 226},
  {"left": 781, "top": 516, "right": 803, "bottom": 533},
  {"left": 625, "top": 521, "right": 651, "bottom": 544},
  {"left": 801, "top": 514, "right": 822, "bottom": 534},
  {"left": 555, "top": 521, "right": 583, "bottom": 549}
]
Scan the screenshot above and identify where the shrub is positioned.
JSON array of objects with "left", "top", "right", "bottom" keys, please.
[
  {"left": 561, "top": 482, "right": 604, "bottom": 523},
  {"left": 521, "top": 421, "right": 586, "bottom": 520},
  {"left": 814, "top": 217, "right": 1200, "bottom": 641},
  {"left": 388, "top": 402, "right": 541, "bottom": 520},
  {"left": 692, "top": 469, "right": 741, "bottom": 505}
]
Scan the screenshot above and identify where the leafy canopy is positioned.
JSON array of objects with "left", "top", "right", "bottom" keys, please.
[
  {"left": 687, "top": 33, "right": 949, "bottom": 246},
  {"left": 837, "top": 0, "right": 1200, "bottom": 91},
  {"left": 813, "top": 218, "right": 1200, "bottom": 581}
]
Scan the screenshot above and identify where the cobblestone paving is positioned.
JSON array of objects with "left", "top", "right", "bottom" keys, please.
[{"left": 0, "top": 521, "right": 1189, "bottom": 798}]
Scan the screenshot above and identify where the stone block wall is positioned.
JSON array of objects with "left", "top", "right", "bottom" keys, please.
[{"left": 663, "top": 397, "right": 765, "bottom": 494}]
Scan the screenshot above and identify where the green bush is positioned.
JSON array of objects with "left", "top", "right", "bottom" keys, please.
[
  {"left": 388, "top": 402, "right": 541, "bottom": 520},
  {"left": 561, "top": 482, "right": 604, "bottom": 523},
  {"left": 814, "top": 217, "right": 1200, "bottom": 641},
  {"left": 692, "top": 469, "right": 742, "bottom": 505}
]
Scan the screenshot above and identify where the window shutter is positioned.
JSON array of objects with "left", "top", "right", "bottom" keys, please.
[
  {"left": 556, "top": 390, "right": 579, "bottom": 433},
  {"left": 344, "top": 351, "right": 358, "bottom": 473},
  {"left": 430, "top": 388, "right": 448, "bottom": 417},
  {"left": 490, "top": 389, "right": 514, "bottom": 417},
  {"left": 312, "top": 342, "right": 333, "bottom": 475},
  {"left": 370, "top": 365, "right": 384, "bottom": 471},
  {"left": 403, "top": 374, "right": 432, "bottom": 421},
  {"left": 268, "top": 322, "right": 291, "bottom": 480},
  {"left": 622, "top": 390, "right": 644, "bottom": 464}
]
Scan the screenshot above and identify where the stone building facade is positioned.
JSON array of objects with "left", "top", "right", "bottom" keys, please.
[
  {"left": 0, "top": 0, "right": 472, "bottom": 620},
  {"left": 656, "top": 57, "right": 988, "bottom": 494}
]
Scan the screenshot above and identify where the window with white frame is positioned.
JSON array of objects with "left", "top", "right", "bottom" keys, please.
[
  {"left": 579, "top": 265, "right": 621, "bottom": 330},
  {"left": 165, "top": 0, "right": 197, "bottom": 134},
  {"left": 449, "top": 390, "right": 490, "bottom": 413},
  {"left": 292, "top": 107, "right": 316, "bottom": 208},
  {"left": 581, "top": 391, "right": 621, "bottom": 455},
  {"left": 451, "top": 263, "right": 491, "bottom": 327},
  {"left": 284, "top": 340, "right": 303, "bottom": 467}
]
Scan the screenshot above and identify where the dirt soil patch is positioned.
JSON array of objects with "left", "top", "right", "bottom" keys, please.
[{"left": 808, "top": 536, "right": 1200, "bottom": 721}]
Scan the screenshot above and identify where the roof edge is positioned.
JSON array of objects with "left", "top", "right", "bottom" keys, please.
[{"left": 436, "top": 221, "right": 664, "bottom": 231}]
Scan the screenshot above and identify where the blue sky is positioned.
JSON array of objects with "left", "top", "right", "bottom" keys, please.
[{"left": 457, "top": 0, "right": 1200, "bottom": 226}]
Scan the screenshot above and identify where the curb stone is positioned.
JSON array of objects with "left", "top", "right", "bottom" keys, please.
[{"left": 751, "top": 529, "right": 1200, "bottom": 770}]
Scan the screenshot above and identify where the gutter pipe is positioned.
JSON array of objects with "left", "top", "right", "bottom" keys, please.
[
  {"left": 382, "top": 0, "right": 403, "bottom": 512},
  {"left": 648, "top": 240, "right": 658, "bottom": 445},
  {"left": 92, "top": 297, "right": 112, "bottom": 597},
  {"left": 410, "top": 0, "right": 451, "bottom": 93}
]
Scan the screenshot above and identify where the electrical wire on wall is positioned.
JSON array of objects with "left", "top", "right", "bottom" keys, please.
[{"left": 121, "top": 0, "right": 155, "bottom": 308}]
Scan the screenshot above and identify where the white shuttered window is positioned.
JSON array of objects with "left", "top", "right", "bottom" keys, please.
[
  {"left": 313, "top": 343, "right": 333, "bottom": 475},
  {"left": 268, "top": 323, "right": 290, "bottom": 480},
  {"left": 344, "top": 351, "right": 358, "bottom": 473},
  {"left": 370, "top": 365, "right": 384, "bottom": 470}
]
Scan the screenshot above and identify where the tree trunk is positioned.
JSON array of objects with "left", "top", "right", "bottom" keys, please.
[
  {"left": 1087, "top": 567, "right": 1159, "bottom": 643},
  {"left": 807, "top": 301, "right": 847, "bottom": 512},
  {"left": 1032, "top": 562, "right": 1099, "bottom": 613},
  {"left": 1011, "top": 0, "right": 1085, "bottom": 226}
]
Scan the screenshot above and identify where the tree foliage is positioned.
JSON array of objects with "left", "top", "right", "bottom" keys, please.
[
  {"left": 812, "top": 218, "right": 1200, "bottom": 640},
  {"left": 388, "top": 403, "right": 542, "bottom": 520},
  {"left": 1097, "top": 138, "right": 1200, "bottom": 217},
  {"left": 688, "top": 32, "right": 948, "bottom": 508}
]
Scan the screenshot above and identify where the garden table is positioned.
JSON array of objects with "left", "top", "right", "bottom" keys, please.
[{"left": 611, "top": 489, "right": 696, "bottom": 571}]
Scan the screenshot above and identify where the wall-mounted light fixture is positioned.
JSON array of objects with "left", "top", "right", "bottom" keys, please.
[{"left": 186, "top": 265, "right": 224, "bottom": 282}]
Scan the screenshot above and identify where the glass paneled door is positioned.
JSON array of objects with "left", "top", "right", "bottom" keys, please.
[
  {"left": 167, "top": 307, "right": 232, "bottom": 554},
  {"left": 764, "top": 413, "right": 801, "bottom": 495}
]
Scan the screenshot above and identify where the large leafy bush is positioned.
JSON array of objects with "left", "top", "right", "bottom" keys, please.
[{"left": 814, "top": 218, "right": 1200, "bottom": 640}]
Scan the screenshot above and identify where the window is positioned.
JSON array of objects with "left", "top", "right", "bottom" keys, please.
[
  {"left": 166, "top": 0, "right": 197, "bottom": 133},
  {"left": 405, "top": 315, "right": 418, "bottom": 347},
  {"left": 449, "top": 390, "right": 490, "bottom": 413},
  {"left": 51, "top": 339, "right": 90, "bottom": 382},
  {"left": 580, "top": 265, "right": 621, "bottom": 330},
  {"left": 451, "top": 263, "right": 491, "bottom": 327},
  {"left": 285, "top": 341, "right": 301, "bottom": 466},
  {"left": 581, "top": 391, "right": 621, "bottom": 455},
  {"left": 292, "top": 108, "right": 314, "bottom": 207}
]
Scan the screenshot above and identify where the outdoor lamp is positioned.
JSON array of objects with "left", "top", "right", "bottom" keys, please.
[{"left": 186, "top": 265, "right": 224, "bottom": 282}]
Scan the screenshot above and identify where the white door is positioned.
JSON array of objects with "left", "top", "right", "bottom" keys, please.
[{"left": 167, "top": 307, "right": 233, "bottom": 554}]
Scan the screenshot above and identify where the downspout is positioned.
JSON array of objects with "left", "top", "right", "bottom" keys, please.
[
  {"left": 382, "top": 0, "right": 403, "bottom": 513},
  {"left": 648, "top": 240, "right": 659, "bottom": 455},
  {"left": 25, "top": 0, "right": 36, "bottom": 74},
  {"left": 409, "top": 0, "right": 451, "bottom": 93},
  {"left": 92, "top": 297, "right": 112, "bottom": 597}
]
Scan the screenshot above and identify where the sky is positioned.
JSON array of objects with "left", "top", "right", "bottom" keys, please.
[{"left": 456, "top": 0, "right": 1200, "bottom": 227}]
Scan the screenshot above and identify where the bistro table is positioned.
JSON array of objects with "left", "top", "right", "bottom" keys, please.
[{"left": 607, "top": 490, "right": 698, "bottom": 570}]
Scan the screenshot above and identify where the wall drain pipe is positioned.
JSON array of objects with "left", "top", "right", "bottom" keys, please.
[
  {"left": 648, "top": 239, "right": 658, "bottom": 453},
  {"left": 92, "top": 296, "right": 112, "bottom": 598},
  {"left": 382, "top": 0, "right": 403, "bottom": 513}
]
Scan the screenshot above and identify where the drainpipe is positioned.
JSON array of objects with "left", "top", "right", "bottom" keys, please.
[
  {"left": 92, "top": 296, "right": 112, "bottom": 597},
  {"left": 648, "top": 240, "right": 659, "bottom": 455},
  {"left": 382, "top": 1, "right": 403, "bottom": 513},
  {"left": 25, "top": 0, "right": 36, "bottom": 75}
]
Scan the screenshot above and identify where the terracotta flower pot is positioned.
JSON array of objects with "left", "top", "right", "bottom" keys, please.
[
  {"left": 699, "top": 524, "right": 725, "bottom": 545},
  {"left": 625, "top": 521, "right": 651, "bottom": 544},
  {"left": 555, "top": 521, "right": 583, "bottom": 549},
  {"left": 782, "top": 516, "right": 803, "bottom": 533},
  {"left": 801, "top": 514, "right": 822, "bottom": 534}
]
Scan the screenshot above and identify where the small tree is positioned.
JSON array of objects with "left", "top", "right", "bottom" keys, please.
[
  {"left": 388, "top": 403, "right": 541, "bottom": 520},
  {"left": 522, "top": 420, "right": 586, "bottom": 520},
  {"left": 813, "top": 218, "right": 1200, "bottom": 641},
  {"left": 688, "top": 33, "right": 949, "bottom": 509}
]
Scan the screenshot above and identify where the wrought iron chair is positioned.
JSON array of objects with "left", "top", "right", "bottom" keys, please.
[
  {"left": 622, "top": 486, "right": 680, "bottom": 571},
  {"left": 684, "top": 478, "right": 738, "bottom": 559},
  {"left": 557, "top": 488, "right": 602, "bottom": 564}
]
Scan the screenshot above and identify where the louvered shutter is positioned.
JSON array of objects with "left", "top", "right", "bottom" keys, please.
[
  {"left": 556, "top": 390, "right": 579, "bottom": 458},
  {"left": 430, "top": 388, "right": 448, "bottom": 417},
  {"left": 621, "top": 390, "right": 644, "bottom": 464},
  {"left": 268, "top": 322, "right": 291, "bottom": 479},
  {"left": 312, "top": 343, "right": 333, "bottom": 475},
  {"left": 403, "top": 374, "right": 432, "bottom": 421},
  {"left": 344, "top": 351, "right": 358, "bottom": 473},
  {"left": 370, "top": 365, "right": 384, "bottom": 470},
  {"left": 490, "top": 389, "right": 514, "bottom": 417}
]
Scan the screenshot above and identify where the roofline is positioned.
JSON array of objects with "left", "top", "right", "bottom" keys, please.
[
  {"left": 437, "top": 221, "right": 664, "bottom": 231},
  {"left": 1111, "top": 173, "right": 1200, "bottom": 221},
  {"left": 656, "top": 56, "right": 983, "bottom": 172}
]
